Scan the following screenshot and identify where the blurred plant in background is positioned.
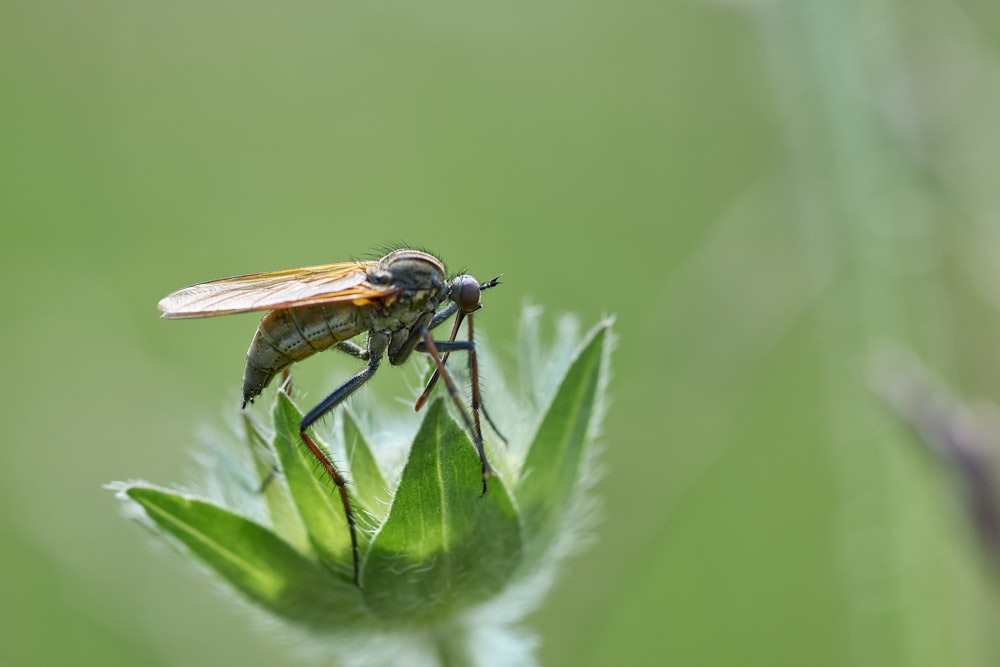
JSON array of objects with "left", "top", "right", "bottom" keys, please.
[
  {"left": 875, "top": 350, "right": 1000, "bottom": 577},
  {"left": 112, "top": 313, "right": 613, "bottom": 667}
]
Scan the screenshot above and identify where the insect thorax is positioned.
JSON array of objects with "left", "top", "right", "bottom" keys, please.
[{"left": 362, "top": 284, "right": 447, "bottom": 331}]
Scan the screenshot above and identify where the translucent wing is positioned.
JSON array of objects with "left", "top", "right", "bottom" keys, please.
[{"left": 158, "top": 261, "right": 390, "bottom": 318}]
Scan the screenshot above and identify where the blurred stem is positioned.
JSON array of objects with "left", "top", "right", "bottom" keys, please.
[
  {"left": 759, "top": 1, "right": 931, "bottom": 666},
  {"left": 433, "top": 627, "right": 473, "bottom": 667}
]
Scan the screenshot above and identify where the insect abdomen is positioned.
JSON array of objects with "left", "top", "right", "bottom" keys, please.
[{"left": 242, "top": 304, "right": 366, "bottom": 405}]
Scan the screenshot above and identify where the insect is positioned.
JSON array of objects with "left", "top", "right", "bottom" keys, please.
[{"left": 158, "top": 248, "right": 501, "bottom": 586}]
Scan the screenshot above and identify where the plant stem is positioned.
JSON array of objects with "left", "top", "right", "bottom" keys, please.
[{"left": 433, "top": 625, "right": 474, "bottom": 667}]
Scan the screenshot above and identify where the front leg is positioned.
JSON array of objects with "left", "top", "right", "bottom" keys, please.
[
  {"left": 427, "top": 301, "right": 458, "bottom": 330},
  {"left": 417, "top": 330, "right": 495, "bottom": 496},
  {"left": 414, "top": 314, "right": 506, "bottom": 443}
]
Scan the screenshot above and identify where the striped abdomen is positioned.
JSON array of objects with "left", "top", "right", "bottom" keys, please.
[{"left": 242, "top": 303, "right": 367, "bottom": 405}]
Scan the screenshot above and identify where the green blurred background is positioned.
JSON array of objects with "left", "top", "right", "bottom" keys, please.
[{"left": 5, "top": 0, "right": 1000, "bottom": 665}]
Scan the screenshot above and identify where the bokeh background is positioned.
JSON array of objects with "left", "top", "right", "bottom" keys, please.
[{"left": 5, "top": 0, "right": 1000, "bottom": 665}]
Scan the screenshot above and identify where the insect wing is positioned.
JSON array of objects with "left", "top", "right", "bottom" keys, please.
[{"left": 158, "top": 261, "right": 391, "bottom": 318}]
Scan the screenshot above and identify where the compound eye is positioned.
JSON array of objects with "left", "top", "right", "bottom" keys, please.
[{"left": 452, "top": 275, "right": 481, "bottom": 313}]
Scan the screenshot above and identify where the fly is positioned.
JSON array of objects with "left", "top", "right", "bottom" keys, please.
[{"left": 158, "top": 248, "right": 501, "bottom": 586}]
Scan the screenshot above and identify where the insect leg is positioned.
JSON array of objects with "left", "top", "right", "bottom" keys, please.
[
  {"left": 298, "top": 332, "right": 388, "bottom": 588},
  {"left": 414, "top": 312, "right": 464, "bottom": 411},
  {"left": 415, "top": 314, "right": 507, "bottom": 443},
  {"left": 461, "top": 315, "right": 508, "bottom": 443},
  {"left": 417, "top": 369, "right": 507, "bottom": 442},
  {"left": 417, "top": 330, "right": 494, "bottom": 496},
  {"left": 415, "top": 276, "right": 502, "bottom": 412},
  {"left": 428, "top": 302, "right": 458, "bottom": 330},
  {"left": 429, "top": 318, "right": 486, "bottom": 449}
]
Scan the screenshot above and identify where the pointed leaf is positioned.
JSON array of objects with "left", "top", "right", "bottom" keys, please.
[
  {"left": 125, "top": 487, "right": 334, "bottom": 617},
  {"left": 242, "top": 412, "right": 311, "bottom": 554},
  {"left": 517, "top": 321, "right": 609, "bottom": 547},
  {"left": 342, "top": 408, "right": 390, "bottom": 522},
  {"left": 272, "top": 392, "right": 356, "bottom": 573},
  {"left": 361, "top": 400, "right": 522, "bottom": 619}
]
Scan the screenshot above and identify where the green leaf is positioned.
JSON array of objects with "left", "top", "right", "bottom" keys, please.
[
  {"left": 517, "top": 320, "right": 609, "bottom": 552},
  {"left": 241, "top": 412, "right": 311, "bottom": 554},
  {"left": 125, "top": 485, "right": 369, "bottom": 628},
  {"left": 361, "top": 399, "right": 523, "bottom": 619},
  {"left": 271, "top": 392, "right": 356, "bottom": 575},
  {"left": 342, "top": 407, "right": 390, "bottom": 523},
  {"left": 125, "top": 486, "right": 330, "bottom": 618}
]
